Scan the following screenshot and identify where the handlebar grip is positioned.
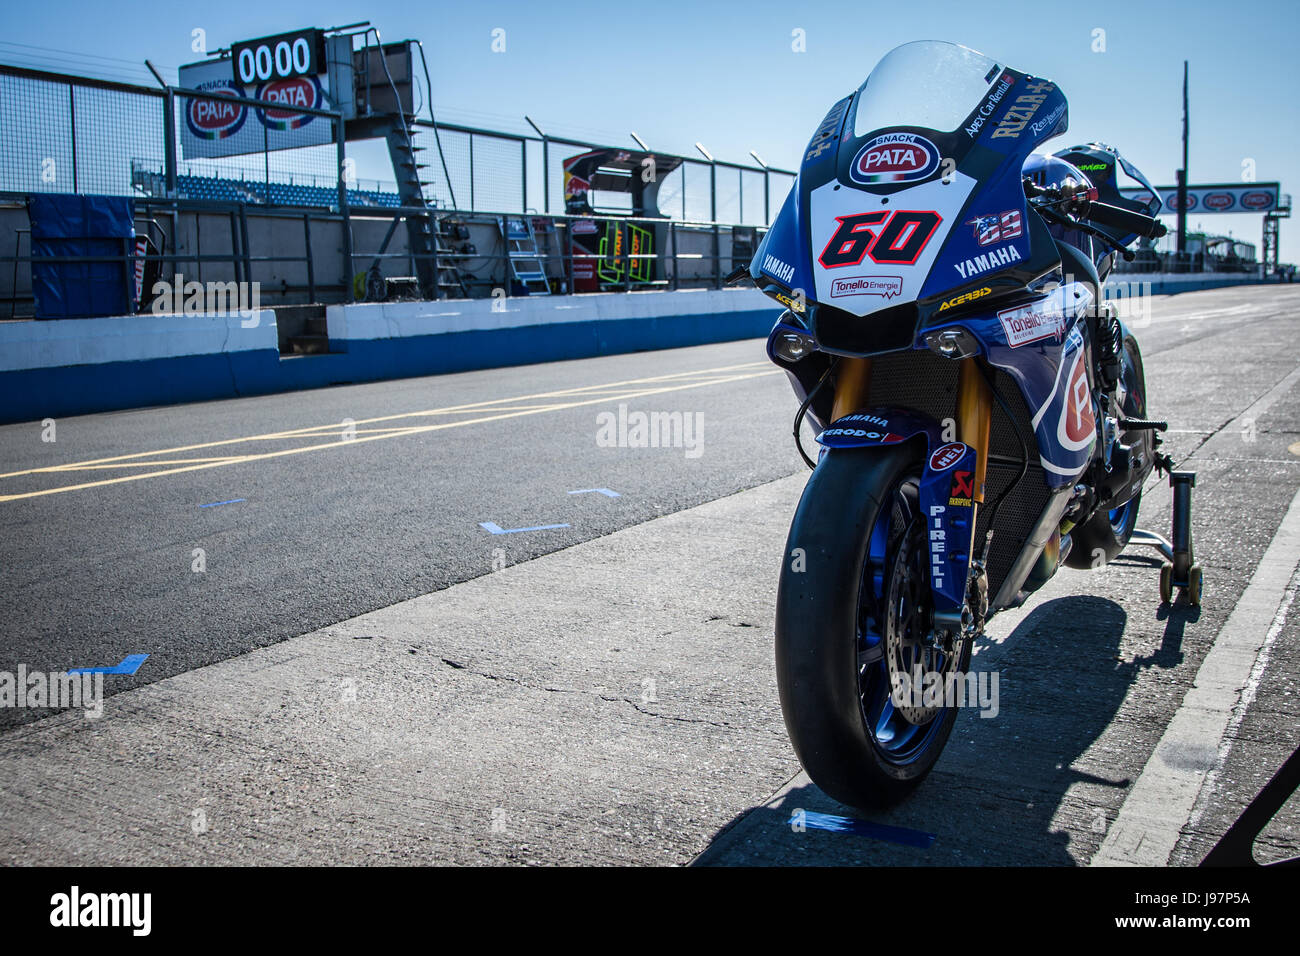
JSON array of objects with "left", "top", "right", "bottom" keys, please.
[{"left": 1086, "top": 202, "right": 1167, "bottom": 239}]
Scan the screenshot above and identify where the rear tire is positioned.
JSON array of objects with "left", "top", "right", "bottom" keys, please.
[{"left": 775, "top": 442, "right": 971, "bottom": 809}]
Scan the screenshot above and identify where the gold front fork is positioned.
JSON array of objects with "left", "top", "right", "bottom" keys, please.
[
  {"left": 830, "top": 354, "right": 992, "bottom": 505},
  {"left": 956, "top": 357, "right": 993, "bottom": 504},
  {"left": 831, "top": 357, "right": 873, "bottom": 422}
]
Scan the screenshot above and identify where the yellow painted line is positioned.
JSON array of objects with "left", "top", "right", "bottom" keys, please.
[
  {"left": 0, "top": 360, "right": 769, "bottom": 480},
  {"left": 0, "top": 370, "right": 781, "bottom": 503},
  {"left": 42, "top": 457, "right": 258, "bottom": 471}
]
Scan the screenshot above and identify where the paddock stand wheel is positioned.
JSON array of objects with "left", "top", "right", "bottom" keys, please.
[{"left": 1129, "top": 470, "right": 1201, "bottom": 607}]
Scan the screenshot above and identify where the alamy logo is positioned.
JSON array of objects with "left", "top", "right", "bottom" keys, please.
[
  {"left": 596, "top": 404, "right": 704, "bottom": 459},
  {"left": 0, "top": 666, "right": 102, "bottom": 719},
  {"left": 890, "top": 666, "right": 1000, "bottom": 718},
  {"left": 50, "top": 886, "right": 151, "bottom": 936},
  {"left": 151, "top": 272, "right": 262, "bottom": 327}
]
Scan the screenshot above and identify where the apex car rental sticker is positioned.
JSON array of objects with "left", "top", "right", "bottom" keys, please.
[{"left": 964, "top": 72, "right": 1016, "bottom": 138}]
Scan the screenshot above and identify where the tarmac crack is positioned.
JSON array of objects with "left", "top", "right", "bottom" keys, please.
[{"left": 437, "top": 657, "right": 785, "bottom": 736}]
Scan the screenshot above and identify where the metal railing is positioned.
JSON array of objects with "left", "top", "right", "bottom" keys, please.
[{"left": 0, "top": 59, "right": 795, "bottom": 315}]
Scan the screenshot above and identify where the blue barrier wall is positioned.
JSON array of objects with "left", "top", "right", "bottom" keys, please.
[
  {"left": 0, "top": 289, "right": 776, "bottom": 424},
  {"left": 0, "top": 278, "right": 1280, "bottom": 425}
]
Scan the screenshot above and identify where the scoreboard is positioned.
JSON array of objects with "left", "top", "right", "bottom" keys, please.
[{"left": 178, "top": 27, "right": 338, "bottom": 160}]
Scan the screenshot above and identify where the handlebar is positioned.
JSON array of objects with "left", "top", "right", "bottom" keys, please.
[
  {"left": 1024, "top": 177, "right": 1166, "bottom": 239},
  {"left": 1083, "top": 201, "right": 1168, "bottom": 240}
]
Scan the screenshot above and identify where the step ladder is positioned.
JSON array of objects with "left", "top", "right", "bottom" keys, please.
[{"left": 497, "top": 216, "right": 551, "bottom": 295}]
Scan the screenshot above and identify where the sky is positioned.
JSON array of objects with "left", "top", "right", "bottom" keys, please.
[{"left": 2, "top": 0, "right": 1297, "bottom": 261}]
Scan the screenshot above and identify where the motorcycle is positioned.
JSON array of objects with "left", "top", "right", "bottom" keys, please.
[{"left": 737, "top": 40, "right": 1199, "bottom": 808}]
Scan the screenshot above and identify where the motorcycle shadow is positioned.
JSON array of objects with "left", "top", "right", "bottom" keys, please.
[{"left": 694, "top": 594, "right": 1144, "bottom": 866}]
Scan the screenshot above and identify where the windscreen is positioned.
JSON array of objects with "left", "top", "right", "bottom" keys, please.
[{"left": 852, "top": 41, "right": 1004, "bottom": 137}]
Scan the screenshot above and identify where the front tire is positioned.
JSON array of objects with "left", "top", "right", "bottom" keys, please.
[{"left": 775, "top": 442, "right": 971, "bottom": 809}]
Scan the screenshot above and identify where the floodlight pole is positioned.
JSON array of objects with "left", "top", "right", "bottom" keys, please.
[{"left": 1176, "top": 60, "right": 1189, "bottom": 268}]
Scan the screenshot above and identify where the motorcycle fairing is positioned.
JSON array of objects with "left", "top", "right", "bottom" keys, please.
[
  {"left": 751, "top": 95, "right": 854, "bottom": 296},
  {"left": 817, "top": 408, "right": 977, "bottom": 612},
  {"left": 751, "top": 51, "right": 1070, "bottom": 323},
  {"left": 916, "top": 280, "right": 1098, "bottom": 486}
]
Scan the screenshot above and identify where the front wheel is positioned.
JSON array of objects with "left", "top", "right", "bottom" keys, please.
[{"left": 775, "top": 442, "right": 972, "bottom": 809}]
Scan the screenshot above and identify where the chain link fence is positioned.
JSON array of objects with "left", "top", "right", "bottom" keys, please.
[{"left": 0, "top": 63, "right": 793, "bottom": 221}]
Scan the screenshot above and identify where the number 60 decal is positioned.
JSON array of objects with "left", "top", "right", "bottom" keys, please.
[{"left": 819, "top": 210, "right": 943, "bottom": 268}]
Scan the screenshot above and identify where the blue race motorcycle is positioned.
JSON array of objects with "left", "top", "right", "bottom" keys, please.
[{"left": 740, "top": 40, "right": 1193, "bottom": 808}]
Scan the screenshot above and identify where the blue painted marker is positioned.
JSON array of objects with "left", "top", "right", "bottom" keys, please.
[
  {"left": 568, "top": 488, "right": 621, "bottom": 498},
  {"left": 792, "top": 810, "right": 935, "bottom": 849},
  {"left": 480, "top": 521, "right": 570, "bottom": 535},
  {"left": 68, "top": 653, "right": 149, "bottom": 676},
  {"left": 199, "top": 498, "right": 245, "bottom": 508}
]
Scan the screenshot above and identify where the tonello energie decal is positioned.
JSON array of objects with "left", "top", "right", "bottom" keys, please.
[
  {"left": 818, "top": 210, "right": 942, "bottom": 268},
  {"left": 850, "top": 133, "right": 940, "bottom": 185}
]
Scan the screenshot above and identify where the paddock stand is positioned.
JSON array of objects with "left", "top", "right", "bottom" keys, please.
[{"left": 1128, "top": 467, "right": 1202, "bottom": 606}]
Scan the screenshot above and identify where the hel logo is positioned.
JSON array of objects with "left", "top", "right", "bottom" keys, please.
[
  {"left": 1241, "top": 191, "right": 1275, "bottom": 210},
  {"left": 186, "top": 81, "right": 247, "bottom": 140},
  {"left": 929, "top": 442, "right": 967, "bottom": 472},
  {"left": 1203, "top": 192, "right": 1235, "bottom": 211},
  {"left": 255, "top": 75, "right": 323, "bottom": 131},
  {"left": 968, "top": 209, "right": 1023, "bottom": 247},
  {"left": 849, "top": 132, "right": 939, "bottom": 185}
]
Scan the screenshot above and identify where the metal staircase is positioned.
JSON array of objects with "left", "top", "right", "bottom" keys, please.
[{"left": 497, "top": 216, "right": 551, "bottom": 295}]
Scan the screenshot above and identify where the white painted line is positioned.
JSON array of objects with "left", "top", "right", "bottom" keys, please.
[
  {"left": 1091, "top": 484, "right": 1300, "bottom": 866},
  {"left": 1186, "top": 565, "right": 1300, "bottom": 846}
]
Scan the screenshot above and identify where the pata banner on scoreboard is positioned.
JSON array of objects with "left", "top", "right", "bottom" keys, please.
[
  {"left": 1120, "top": 182, "right": 1281, "bottom": 214},
  {"left": 177, "top": 57, "right": 333, "bottom": 160}
]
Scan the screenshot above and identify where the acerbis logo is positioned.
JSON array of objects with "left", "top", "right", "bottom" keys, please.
[
  {"left": 849, "top": 132, "right": 939, "bottom": 185},
  {"left": 929, "top": 441, "right": 966, "bottom": 471},
  {"left": 255, "top": 75, "right": 323, "bottom": 131},
  {"left": 186, "top": 80, "right": 247, "bottom": 140},
  {"left": 938, "top": 286, "right": 991, "bottom": 311}
]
